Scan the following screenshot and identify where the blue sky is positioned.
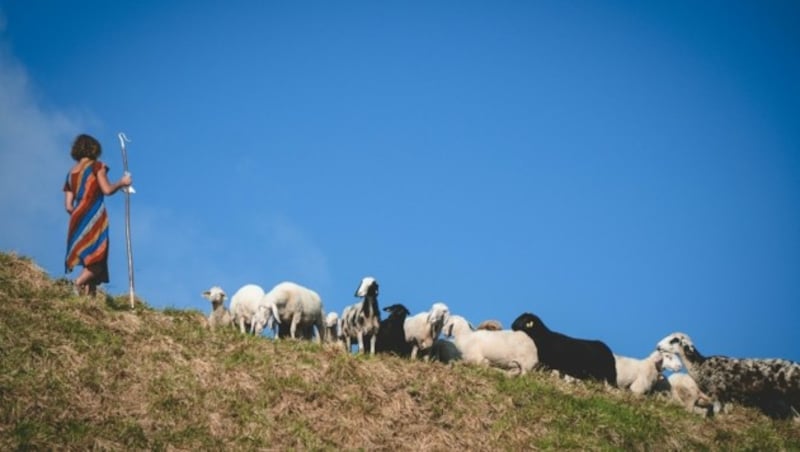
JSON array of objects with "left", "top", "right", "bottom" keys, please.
[{"left": 1, "top": 1, "right": 798, "bottom": 361}]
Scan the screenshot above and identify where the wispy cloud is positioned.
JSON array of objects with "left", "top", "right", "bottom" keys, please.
[
  {"left": 0, "top": 32, "right": 85, "bottom": 273},
  {"left": 0, "top": 18, "right": 331, "bottom": 312}
]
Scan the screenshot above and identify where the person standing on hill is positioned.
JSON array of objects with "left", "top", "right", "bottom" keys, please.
[{"left": 63, "top": 134, "right": 132, "bottom": 296}]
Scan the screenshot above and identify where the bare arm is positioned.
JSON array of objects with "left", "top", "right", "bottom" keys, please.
[
  {"left": 96, "top": 166, "right": 132, "bottom": 196},
  {"left": 64, "top": 191, "right": 74, "bottom": 214}
]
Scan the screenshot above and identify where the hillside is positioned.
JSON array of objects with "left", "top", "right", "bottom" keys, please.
[{"left": 0, "top": 252, "right": 798, "bottom": 450}]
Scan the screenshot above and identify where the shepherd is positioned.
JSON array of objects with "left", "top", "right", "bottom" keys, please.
[{"left": 63, "top": 134, "right": 133, "bottom": 297}]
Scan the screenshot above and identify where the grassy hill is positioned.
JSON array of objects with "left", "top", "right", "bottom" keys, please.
[{"left": 0, "top": 252, "right": 798, "bottom": 450}]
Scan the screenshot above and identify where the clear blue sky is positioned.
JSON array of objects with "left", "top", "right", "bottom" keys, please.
[{"left": 1, "top": 1, "right": 798, "bottom": 361}]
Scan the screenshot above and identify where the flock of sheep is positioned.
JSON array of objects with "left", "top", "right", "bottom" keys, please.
[{"left": 202, "top": 276, "right": 800, "bottom": 421}]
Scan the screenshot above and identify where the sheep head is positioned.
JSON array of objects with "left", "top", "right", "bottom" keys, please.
[
  {"left": 660, "top": 351, "right": 684, "bottom": 372},
  {"left": 428, "top": 302, "right": 450, "bottom": 323},
  {"left": 383, "top": 303, "right": 411, "bottom": 319},
  {"left": 355, "top": 276, "right": 378, "bottom": 297},
  {"left": 202, "top": 286, "right": 226, "bottom": 305},
  {"left": 251, "top": 297, "right": 281, "bottom": 335},
  {"left": 656, "top": 332, "right": 703, "bottom": 363},
  {"left": 511, "top": 312, "right": 548, "bottom": 338},
  {"left": 325, "top": 312, "right": 339, "bottom": 328}
]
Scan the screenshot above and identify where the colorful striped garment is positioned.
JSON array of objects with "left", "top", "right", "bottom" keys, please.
[{"left": 64, "top": 160, "right": 110, "bottom": 284}]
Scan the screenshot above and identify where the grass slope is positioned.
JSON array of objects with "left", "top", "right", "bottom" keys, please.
[{"left": 0, "top": 252, "right": 798, "bottom": 450}]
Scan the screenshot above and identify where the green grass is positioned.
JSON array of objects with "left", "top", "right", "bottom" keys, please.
[{"left": 0, "top": 251, "right": 798, "bottom": 450}]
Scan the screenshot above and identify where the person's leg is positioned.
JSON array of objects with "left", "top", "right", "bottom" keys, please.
[
  {"left": 75, "top": 263, "right": 104, "bottom": 296},
  {"left": 74, "top": 267, "right": 95, "bottom": 295},
  {"left": 85, "top": 263, "right": 105, "bottom": 297}
]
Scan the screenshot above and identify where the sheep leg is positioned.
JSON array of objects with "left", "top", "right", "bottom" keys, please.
[
  {"left": 315, "top": 318, "right": 324, "bottom": 344},
  {"left": 369, "top": 334, "right": 376, "bottom": 355},
  {"left": 357, "top": 332, "right": 365, "bottom": 354},
  {"left": 411, "top": 345, "right": 419, "bottom": 360},
  {"left": 290, "top": 313, "right": 300, "bottom": 339},
  {"left": 630, "top": 378, "right": 650, "bottom": 396}
]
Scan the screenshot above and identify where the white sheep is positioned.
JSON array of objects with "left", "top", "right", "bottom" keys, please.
[
  {"left": 228, "top": 284, "right": 270, "bottom": 334},
  {"left": 614, "top": 350, "right": 683, "bottom": 395},
  {"left": 265, "top": 281, "right": 325, "bottom": 342},
  {"left": 404, "top": 301, "right": 450, "bottom": 360},
  {"left": 443, "top": 314, "right": 539, "bottom": 375},
  {"left": 202, "top": 286, "right": 232, "bottom": 330}
]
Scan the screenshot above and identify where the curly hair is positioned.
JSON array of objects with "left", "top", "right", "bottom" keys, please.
[{"left": 70, "top": 134, "right": 102, "bottom": 161}]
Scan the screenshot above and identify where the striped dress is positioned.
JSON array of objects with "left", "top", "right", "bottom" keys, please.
[{"left": 64, "top": 160, "right": 110, "bottom": 284}]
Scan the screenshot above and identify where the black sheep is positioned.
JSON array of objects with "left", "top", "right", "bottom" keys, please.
[
  {"left": 511, "top": 312, "right": 617, "bottom": 385},
  {"left": 373, "top": 303, "right": 413, "bottom": 357}
]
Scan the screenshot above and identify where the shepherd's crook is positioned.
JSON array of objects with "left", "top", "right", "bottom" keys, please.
[{"left": 118, "top": 132, "right": 136, "bottom": 309}]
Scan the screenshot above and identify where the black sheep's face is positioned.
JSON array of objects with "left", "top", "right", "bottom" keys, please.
[
  {"left": 383, "top": 304, "right": 410, "bottom": 318},
  {"left": 355, "top": 276, "right": 379, "bottom": 297},
  {"left": 511, "top": 313, "right": 543, "bottom": 333}
]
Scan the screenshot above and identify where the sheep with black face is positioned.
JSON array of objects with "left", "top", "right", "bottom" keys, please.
[{"left": 373, "top": 303, "right": 413, "bottom": 357}]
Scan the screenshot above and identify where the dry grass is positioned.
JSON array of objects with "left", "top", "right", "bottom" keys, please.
[{"left": 0, "top": 251, "right": 798, "bottom": 450}]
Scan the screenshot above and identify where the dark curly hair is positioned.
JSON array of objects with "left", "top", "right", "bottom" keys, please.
[{"left": 70, "top": 134, "right": 102, "bottom": 161}]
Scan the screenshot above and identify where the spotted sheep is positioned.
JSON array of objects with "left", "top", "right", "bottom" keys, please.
[
  {"left": 657, "top": 332, "right": 800, "bottom": 419},
  {"left": 340, "top": 276, "right": 381, "bottom": 354}
]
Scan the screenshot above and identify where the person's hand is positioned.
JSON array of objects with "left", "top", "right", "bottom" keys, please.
[{"left": 120, "top": 172, "right": 133, "bottom": 187}]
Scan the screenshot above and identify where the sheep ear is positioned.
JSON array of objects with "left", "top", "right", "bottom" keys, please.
[{"left": 202, "top": 291, "right": 210, "bottom": 297}]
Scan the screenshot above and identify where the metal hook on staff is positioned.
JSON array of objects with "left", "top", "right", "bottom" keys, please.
[
  {"left": 118, "top": 133, "right": 136, "bottom": 194},
  {"left": 118, "top": 132, "right": 136, "bottom": 309}
]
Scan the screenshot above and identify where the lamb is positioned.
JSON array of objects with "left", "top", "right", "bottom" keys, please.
[
  {"left": 428, "top": 338, "right": 461, "bottom": 364},
  {"left": 614, "top": 350, "right": 683, "bottom": 395},
  {"left": 653, "top": 372, "right": 717, "bottom": 416},
  {"left": 374, "top": 303, "right": 413, "bottom": 357},
  {"left": 657, "top": 332, "right": 800, "bottom": 419},
  {"left": 323, "top": 312, "right": 341, "bottom": 344},
  {"left": 202, "top": 286, "right": 232, "bottom": 329},
  {"left": 265, "top": 281, "right": 325, "bottom": 342},
  {"left": 443, "top": 315, "right": 538, "bottom": 375},
  {"left": 340, "top": 276, "right": 382, "bottom": 354},
  {"left": 511, "top": 312, "right": 617, "bottom": 385},
  {"left": 404, "top": 302, "right": 450, "bottom": 360}
]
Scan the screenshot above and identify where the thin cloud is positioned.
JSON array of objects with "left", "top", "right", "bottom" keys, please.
[{"left": 0, "top": 35, "right": 84, "bottom": 272}]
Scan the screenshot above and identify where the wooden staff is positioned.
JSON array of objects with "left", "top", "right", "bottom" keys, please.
[{"left": 118, "top": 132, "right": 136, "bottom": 309}]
